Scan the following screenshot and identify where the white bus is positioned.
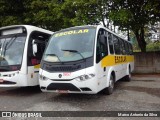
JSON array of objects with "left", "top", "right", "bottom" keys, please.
[
  {"left": 0, "top": 25, "right": 53, "bottom": 87},
  {"left": 39, "top": 25, "right": 134, "bottom": 94}
]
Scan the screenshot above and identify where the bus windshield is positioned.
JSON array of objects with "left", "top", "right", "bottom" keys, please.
[
  {"left": 43, "top": 28, "right": 96, "bottom": 62},
  {"left": 0, "top": 34, "right": 26, "bottom": 69}
]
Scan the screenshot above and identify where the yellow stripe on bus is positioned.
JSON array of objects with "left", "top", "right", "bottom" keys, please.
[
  {"left": 34, "top": 64, "right": 40, "bottom": 69},
  {"left": 101, "top": 55, "right": 134, "bottom": 67}
]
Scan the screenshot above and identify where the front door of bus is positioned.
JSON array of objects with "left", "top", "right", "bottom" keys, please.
[{"left": 96, "top": 30, "right": 108, "bottom": 91}]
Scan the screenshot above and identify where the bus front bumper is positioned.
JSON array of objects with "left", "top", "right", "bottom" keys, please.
[
  {"left": 39, "top": 78, "right": 98, "bottom": 94},
  {"left": 0, "top": 72, "right": 27, "bottom": 87}
]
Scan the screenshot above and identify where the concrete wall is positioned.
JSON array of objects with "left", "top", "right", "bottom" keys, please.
[{"left": 133, "top": 51, "right": 160, "bottom": 73}]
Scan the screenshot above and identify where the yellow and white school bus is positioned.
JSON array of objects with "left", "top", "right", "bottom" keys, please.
[
  {"left": 39, "top": 25, "right": 134, "bottom": 94},
  {"left": 0, "top": 25, "right": 53, "bottom": 87}
]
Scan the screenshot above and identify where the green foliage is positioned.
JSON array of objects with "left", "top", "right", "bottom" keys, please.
[
  {"left": 146, "top": 42, "right": 160, "bottom": 52},
  {"left": 109, "top": 0, "right": 160, "bottom": 52},
  {"left": 0, "top": 0, "right": 112, "bottom": 30},
  {"left": 70, "top": 0, "right": 99, "bottom": 26},
  {"left": 0, "top": 0, "right": 77, "bottom": 31},
  {"left": 0, "top": 0, "right": 159, "bottom": 53},
  {"left": 0, "top": 0, "right": 26, "bottom": 26}
]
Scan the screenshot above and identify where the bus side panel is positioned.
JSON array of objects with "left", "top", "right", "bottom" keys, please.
[
  {"left": 95, "top": 61, "right": 107, "bottom": 92},
  {"left": 15, "top": 73, "right": 28, "bottom": 86},
  {"left": 101, "top": 55, "right": 125, "bottom": 81},
  {"left": 125, "top": 56, "right": 134, "bottom": 75},
  {"left": 27, "top": 66, "right": 39, "bottom": 86}
]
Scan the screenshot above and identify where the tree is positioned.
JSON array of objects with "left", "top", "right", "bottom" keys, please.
[
  {"left": 0, "top": 0, "right": 113, "bottom": 31},
  {"left": 0, "top": 0, "right": 77, "bottom": 31},
  {"left": 0, "top": 0, "right": 159, "bottom": 52},
  {"left": 69, "top": 0, "right": 112, "bottom": 29},
  {"left": 147, "top": 41, "right": 160, "bottom": 51},
  {"left": 109, "top": 0, "right": 160, "bottom": 52},
  {"left": 0, "top": 0, "right": 26, "bottom": 26}
]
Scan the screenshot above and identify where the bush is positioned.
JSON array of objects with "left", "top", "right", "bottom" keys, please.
[{"left": 146, "top": 42, "right": 160, "bottom": 51}]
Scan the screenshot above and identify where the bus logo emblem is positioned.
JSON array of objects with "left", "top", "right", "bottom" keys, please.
[{"left": 58, "top": 74, "right": 62, "bottom": 78}]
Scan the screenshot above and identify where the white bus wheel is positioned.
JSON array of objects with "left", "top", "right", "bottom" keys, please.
[
  {"left": 103, "top": 75, "right": 114, "bottom": 95},
  {"left": 125, "top": 67, "right": 131, "bottom": 81}
]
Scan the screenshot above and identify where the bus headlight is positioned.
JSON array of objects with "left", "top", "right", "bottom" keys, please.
[
  {"left": 39, "top": 75, "right": 49, "bottom": 81},
  {"left": 75, "top": 74, "right": 95, "bottom": 81}
]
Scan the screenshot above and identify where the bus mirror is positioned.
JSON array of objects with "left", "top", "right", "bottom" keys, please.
[{"left": 32, "top": 39, "right": 37, "bottom": 56}]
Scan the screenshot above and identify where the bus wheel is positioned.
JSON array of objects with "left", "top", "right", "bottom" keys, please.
[
  {"left": 103, "top": 75, "right": 114, "bottom": 95},
  {"left": 125, "top": 67, "right": 131, "bottom": 81}
]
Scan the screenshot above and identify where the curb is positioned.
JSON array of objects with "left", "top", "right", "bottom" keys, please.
[{"left": 131, "top": 74, "right": 160, "bottom": 81}]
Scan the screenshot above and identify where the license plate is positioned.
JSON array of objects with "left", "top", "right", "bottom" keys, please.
[
  {"left": 0, "top": 79, "right": 4, "bottom": 83},
  {"left": 58, "top": 90, "right": 68, "bottom": 93}
]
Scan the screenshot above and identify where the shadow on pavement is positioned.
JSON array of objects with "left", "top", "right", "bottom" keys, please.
[{"left": 0, "top": 86, "right": 42, "bottom": 96}]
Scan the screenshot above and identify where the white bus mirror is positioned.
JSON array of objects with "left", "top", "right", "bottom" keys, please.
[{"left": 32, "top": 39, "right": 37, "bottom": 56}]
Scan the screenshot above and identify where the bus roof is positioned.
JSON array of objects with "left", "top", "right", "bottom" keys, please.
[
  {"left": 57, "top": 25, "right": 130, "bottom": 43},
  {"left": 0, "top": 25, "right": 53, "bottom": 35}
]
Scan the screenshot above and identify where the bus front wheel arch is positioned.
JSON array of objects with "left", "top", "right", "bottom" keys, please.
[
  {"left": 102, "top": 72, "right": 115, "bottom": 95},
  {"left": 125, "top": 65, "right": 131, "bottom": 81}
]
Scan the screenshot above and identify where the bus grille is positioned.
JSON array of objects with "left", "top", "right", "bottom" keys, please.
[
  {"left": 45, "top": 65, "right": 81, "bottom": 72},
  {"left": 47, "top": 83, "right": 80, "bottom": 91}
]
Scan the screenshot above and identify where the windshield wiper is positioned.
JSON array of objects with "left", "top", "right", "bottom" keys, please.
[
  {"left": 61, "top": 49, "right": 85, "bottom": 61},
  {"left": 45, "top": 54, "right": 61, "bottom": 62},
  {"left": 4, "top": 35, "right": 17, "bottom": 50},
  {"left": 1, "top": 35, "right": 17, "bottom": 58}
]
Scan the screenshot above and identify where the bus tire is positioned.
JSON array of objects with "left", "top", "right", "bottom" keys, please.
[
  {"left": 103, "top": 74, "right": 114, "bottom": 95},
  {"left": 125, "top": 67, "right": 131, "bottom": 81}
]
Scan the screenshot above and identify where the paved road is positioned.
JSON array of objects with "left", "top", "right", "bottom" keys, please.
[{"left": 0, "top": 77, "right": 160, "bottom": 120}]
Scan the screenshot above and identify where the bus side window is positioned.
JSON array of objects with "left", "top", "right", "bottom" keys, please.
[
  {"left": 113, "top": 35, "right": 121, "bottom": 55},
  {"left": 108, "top": 33, "right": 114, "bottom": 54},
  {"left": 28, "top": 31, "right": 51, "bottom": 66},
  {"left": 128, "top": 43, "right": 133, "bottom": 55},
  {"left": 120, "top": 39, "right": 126, "bottom": 55},
  {"left": 125, "top": 42, "right": 129, "bottom": 55},
  {"left": 96, "top": 29, "right": 108, "bottom": 63}
]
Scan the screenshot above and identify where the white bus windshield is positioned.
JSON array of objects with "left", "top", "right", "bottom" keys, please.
[
  {"left": 0, "top": 34, "right": 26, "bottom": 69},
  {"left": 43, "top": 28, "right": 96, "bottom": 62}
]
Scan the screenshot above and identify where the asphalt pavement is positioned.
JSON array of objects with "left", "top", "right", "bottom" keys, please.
[{"left": 0, "top": 74, "right": 160, "bottom": 120}]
